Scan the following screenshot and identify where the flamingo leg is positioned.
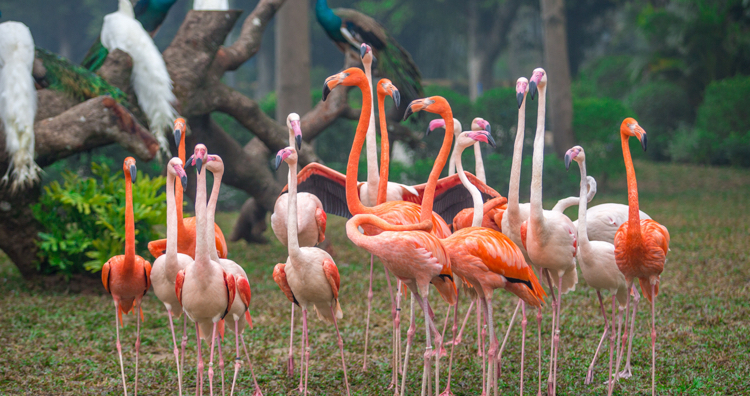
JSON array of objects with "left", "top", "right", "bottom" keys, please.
[
  {"left": 480, "top": 299, "right": 487, "bottom": 396},
  {"left": 520, "top": 301, "right": 527, "bottom": 396},
  {"left": 113, "top": 301, "right": 128, "bottom": 396},
  {"left": 609, "top": 283, "right": 630, "bottom": 396},
  {"left": 418, "top": 287, "right": 433, "bottom": 396},
  {"left": 166, "top": 310, "right": 184, "bottom": 396},
  {"left": 208, "top": 322, "right": 218, "bottom": 396},
  {"left": 298, "top": 306, "right": 305, "bottom": 393},
  {"left": 620, "top": 286, "right": 640, "bottom": 379},
  {"left": 134, "top": 301, "right": 142, "bottom": 396},
  {"left": 440, "top": 291, "right": 459, "bottom": 396},
  {"left": 536, "top": 307, "right": 542, "bottom": 396},
  {"left": 230, "top": 321, "right": 240, "bottom": 396},
  {"left": 288, "top": 303, "right": 295, "bottom": 377},
  {"left": 196, "top": 323, "right": 204, "bottom": 396},
  {"left": 395, "top": 279, "right": 403, "bottom": 379},
  {"left": 181, "top": 314, "right": 188, "bottom": 387},
  {"left": 217, "top": 330, "right": 225, "bottom": 396},
  {"left": 551, "top": 275, "right": 563, "bottom": 396},
  {"left": 651, "top": 283, "right": 657, "bottom": 396},
  {"left": 435, "top": 304, "right": 452, "bottom": 395},
  {"left": 363, "top": 254, "right": 375, "bottom": 371},
  {"left": 607, "top": 295, "right": 616, "bottom": 396},
  {"left": 484, "top": 296, "right": 497, "bottom": 396},
  {"left": 331, "top": 305, "right": 351, "bottom": 396},
  {"left": 240, "top": 334, "right": 264, "bottom": 396},
  {"left": 383, "top": 267, "right": 398, "bottom": 390},
  {"left": 497, "top": 299, "right": 521, "bottom": 375},
  {"left": 585, "top": 291, "right": 610, "bottom": 385},
  {"left": 476, "top": 300, "right": 483, "bottom": 357},
  {"left": 448, "top": 299, "right": 474, "bottom": 346},
  {"left": 303, "top": 308, "right": 310, "bottom": 396},
  {"left": 400, "top": 293, "right": 416, "bottom": 396},
  {"left": 543, "top": 270, "right": 557, "bottom": 396}
]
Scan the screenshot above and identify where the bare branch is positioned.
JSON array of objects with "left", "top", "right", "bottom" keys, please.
[{"left": 217, "top": 0, "right": 287, "bottom": 71}]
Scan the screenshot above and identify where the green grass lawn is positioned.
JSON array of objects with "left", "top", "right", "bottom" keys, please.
[{"left": 1, "top": 160, "right": 749, "bottom": 395}]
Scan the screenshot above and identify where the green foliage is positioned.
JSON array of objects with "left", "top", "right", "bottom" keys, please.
[
  {"left": 695, "top": 75, "right": 750, "bottom": 139},
  {"left": 474, "top": 87, "right": 539, "bottom": 158},
  {"left": 32, "top": 163, "right": 166, "bottom": 276},
  {"left": 575, "top": 55, "right": 636, "bottom": 100}
]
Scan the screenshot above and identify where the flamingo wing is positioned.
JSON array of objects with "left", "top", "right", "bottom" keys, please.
[
  {"left": 236, "top": 275, "right": 253, "bottom": 328},
  {"left": 281, "top": 163, "right": 352, "bottom": 219},
  {"left": 322, "top": 258, "right": 341, "bottom": 300},
  {"left": 411, "top": 172, "right": 502, "bottom": 226},
  {"left": 214, "top": 224, "right": 228, "bottom": 258},
  {"left": 140, "top": 256, "right": 152, "bottom": 294},
  {"left": 315, "top": 207, "right": 327, "bottom": 244},
  {"left": 399, "top": 184, "right": 421, "bottom": 204},
  {"left": 273, "top": 263, "right": 298, "bottom": 305},
  {"left": 175, "top": 269, "right": 185, "bottom": 306},
  {"left": 223, "top": 271, "right": 236, "bottom": 319},
  {"left": 147, "top": 239, "right": 167, "bottom": 259},
  {"left": 520, "top": 221, "right": 528, "bottom": 251},
  {"left": 101, "top": 259, "right": 113, "bottom": 294}
]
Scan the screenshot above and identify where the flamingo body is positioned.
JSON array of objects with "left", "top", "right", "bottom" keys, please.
[
  {"left": 576, "top": 204, "right": 651, "bottom": 244},
  {"left": 272, "top": 193, "right": 326, "bottom": 247}
]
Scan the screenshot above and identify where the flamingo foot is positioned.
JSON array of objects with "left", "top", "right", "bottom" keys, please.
[
  {"left": 439, "top": 386, "right": 454, "bottom": 396},
  {"left": 618, "top": 368, "right": 633, "bottom": 380},
  {"left": 287, "top": 356, "right": 295, "bottom": 378},
  {"left": 585, "top": 369, "right": 594, "bottom": 385}
]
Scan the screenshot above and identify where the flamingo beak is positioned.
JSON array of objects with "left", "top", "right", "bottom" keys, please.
[
  {"left": 426, "top": 119, "right": 444, "bottom": 136},
  {"left": 275, "top": 154, "right": 283, "bottom": 170},
  {"left": 517, "top": 92, "right": 524, "bottom": 108},
  {"left": 483, "top": 121, "right": 491, "bottom": 135},
  {"left": 529, "top": 80, "right": 538, "bottom": 100},
  {"left": 129, "top": 164, "right": 137, "bottom": 183},
  {"left": 403, "top": 105, "right": 415, "bottom": 121},
  {"left": 322, "top": 83, "right": 332, "bottom": 102},
  {"left": 195, "top": 154, "right": 203, "bottom": 174},
  {"left": 173, "top": 128, "right": 181, "bottom": 147},
  {"left": 640, "top": 131, "right": 648, "bottom": 152},
  {"left": 174, "top": 165, "right": 188, "bottom": 191},
  {"left": 486, "top": 132, "right": 496, "bottom": 149},
  {"left": 292, "top": 121, "right": 303, "bottom": 150},
  {"left": 564, "top": 151, "right": 573, "bottom": 170},
  {"left": 392, "top": 89, "right": 401, "bottom": 108},
  {"left": 360, "top": 44, "right": 367, "bottom": 58}
]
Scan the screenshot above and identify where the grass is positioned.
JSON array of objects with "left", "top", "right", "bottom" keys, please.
[{"left": 1, "top": 160, "right": 749, "bottom": 395}]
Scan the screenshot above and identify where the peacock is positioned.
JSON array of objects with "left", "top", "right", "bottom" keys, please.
[
  {"left": 315, "top": 0, "right": 423, "bottom": 118},
  {"left": 99, "top": 0, "right": 178, "bottom": 153},
  {"left": 0, "top": 20, "right": 39, "bottom": 191},
  {"left": 193, "top": 0, "right": 229, "bottom": 10},
  {"left": 81, "top": 0, "right": 179, "bottom": 72}
]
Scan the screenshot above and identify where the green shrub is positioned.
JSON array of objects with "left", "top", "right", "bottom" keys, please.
[
  {"left": 32, "top": 162, "right": 166, "bottom": 275},
  {"left": 474, "top": 87, "right": 539, "bottom": 158},
  {"left": 576, "top": 55, "right": 635, "bottom": 100},
  {"left": 484, "top": 153, "right": 579, "bottom": 203},
  {"left": 670, "top": 129, "right": 750, "bottom": 167},
  {"left": 696, "top": 75, "right": 750, "bottom": 139}
]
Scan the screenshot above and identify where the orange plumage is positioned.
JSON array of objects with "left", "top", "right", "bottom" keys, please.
[{"left": 453, "top": 198, "right": 507, "bottom": 232}]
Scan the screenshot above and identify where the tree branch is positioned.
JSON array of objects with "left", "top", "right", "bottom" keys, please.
[{"left": 217, "top": 0, "right": 287, "bottom": 71}]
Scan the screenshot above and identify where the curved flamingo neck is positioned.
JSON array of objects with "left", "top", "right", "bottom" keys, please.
[
  {"left": 421, "top": 112, "right": 454, "bottom": 222},
  {"left": 194, "top": 164, "right": 213, "bottom": 273},
  {"left": 206, "top": 167, "right": 223, "bottom": 262},
  {"left": 345, "top": 79, "right": 375, "bottom": 216},
  {"left": 287, "top": 158, "right": 301, "bottom": 256},
  {"left": 364, "top": 58, "right": 379, "bottom": 206},
  {"left": 447, "top": 119, "right": 462, "bottom": 176},
  {"left": 621, "top": 133, "right": 642, "bottom": 238},
  {"left": 176, "top": 133, "right": 187, "bottom": 236},
  {"left": 473, "top": 142, "right": 485, "bottom": 183},
  {"left": 576, "top": 159, "right": 590, "bottom": 247},
  {"left": 455, "top": 144, "right": 483, "bottom": 227},
  {"left": 124, "top": 170, "right": 135, "bottom": 265},
  {"left": 530, "top": 84, "right": 546, "bottom": 226},
  {"left": 166, "top": 169, "right": 178, "bottom": 260},
  {"left": 376, "top": 89, "right": 390, "bottom": 205},
  {"left": 508, "top": 95, "right": 527, "bottom": 223}
]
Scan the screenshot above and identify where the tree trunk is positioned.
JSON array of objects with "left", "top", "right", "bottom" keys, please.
[
  {"left": 255, "top": 23, "right": 275, "bottom": 101},
  {"left": 540, "top": 0, "right": 575, "bottom": 157},
  {"left": 468, "top": 0, "right": 482, "bottom": 101}
]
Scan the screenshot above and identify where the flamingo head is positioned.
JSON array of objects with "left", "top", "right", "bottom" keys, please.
[
  {"left": 404, "top": 96, "right": 450, "bottom": 121},
  {"left": 286, "top": 113, "right": 302, "bottom": 150},
  {"left": 173, "top": 118, "right": 186, "bottom": 148},
  {"left": 458, "top": 130, "right": 496, "bottom": 150},
  {"left": 471, "top": 117, "right": 491, "bottom": 135},
  {"left": 564, "top": 145, "right": 584, "bottom": 170},
  {"left": 275, "top": 147, "right": 298, "bottom": 170},
  {"left": 516, "top": 77, "right": 529, "bottom": 108},
  {"left": 322, "top": 68, "right": 366, "bottom": 101},
  {"left": 167, "top": 157, "right": 188, "bottom": 191},
  {"left": 529, "top": 68, "right": 546, "bottom": 100},
  {"left": 427, "top": 118, "right": 463, "bottom": 137},
  {"left": 205, "top": 154, "right": 224, "bottom": 175},
  {"left": 187, "top": 144, "right": 209, "bottom": 174},
  {"left": 360, "top": 43, "right": 376, "bottom": 63},
  {"left": 621, "top": 117, "right": 648, "bottom": 151},
  {"left": 123, "top": 157, "right": 137, "bottom": 183},
  {"left": 377, "top": 79, "right": 400, "bottom": 108}
]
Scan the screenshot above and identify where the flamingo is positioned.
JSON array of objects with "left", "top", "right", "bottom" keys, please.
[
  {"left": 611, "top": 118, "right": 670, "bottom": 396},
  {"left": 437, "top": 129, "right": 547, "bottom": 396},
  {"left": 573, "top": 199, "right": 652, "bottom": 244},
  {"left": 150, "top": 157, "right": 192, "bottom": 396},
  {"left": 203, "top": 154, "right": 262, "bottom": 396},
  {"left": 101, "top": 157, "right": 152, "bottom": 396},
  {"left": 0, "top": 20, "right": 40, "bottom": 191},
  {"left": 148, "top": 118, "right": 228, "bottom": 261},
  {"left": 564, "top": 146, "right": 629, "bottom": 388},
  {"left": 175, "top": 144, "right": 236, "bottom": 396},
  {"left": 272, "top": 146, "right": 351, "bottom": 396},
  {"left": 271, "top": 113, "right": 326, "bottom": 377}
]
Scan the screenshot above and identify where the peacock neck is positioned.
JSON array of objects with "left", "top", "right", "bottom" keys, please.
[
  {"left": 576, "top": 159, "right": 590, "bottom": 247},
  {"left": 124, "top": 171, "right": 135, "bottom": 267},
  {"left": 621, "top": 133, "right": 642, "bottom": 239},
  {"left": 508, "top": 94, "right": 527, "bottom": 223},
  {"left": 529, "top": 85, "right": 546, "bottom": 227},
  {"left": 206, "top": 166, "right": 223, "bottom": 262},
  {"left": 165, "top": 168, "right": 178, "bottom": 261},
  {"left": 345, "top": 79, "right": 375, "bottom": 216},
  {"left": 364, "top": 58, "right": 380, "bottom": 206},
  {"left": 376, "top": 90, "right": 390, "bottom": 205},
  {"left": 421, "top": 112, "right": 454, "bottom": 223},
  {"left": 455, "top": 145, "right": 483, "bottom": 227},
  {"left": 315, "top": 0, "right": 341, "bottom": 33},
  {"left": 287, "top": 158, "right": 301, "bottom": 257}
]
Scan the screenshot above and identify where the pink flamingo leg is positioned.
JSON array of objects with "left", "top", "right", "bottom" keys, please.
[
  {"left": 543, "top": 269, "right": 557, "bottom": 396},
  {"left": 651, "top": 283, "right": 657, "bottom": 396},
  {"left": 497, "top": 299, "right": 522, "bottom": 375},
  {"left": 230, "top": 321, "right": 240, "bottom": 396},
  {"left": 217, "top": 331, "right": 225, "bottom": 396},
  {"left": 400, "top": 293, "right": 416, "bottom": 396},
  {"left": 609, "top": 284, "right": 630, "bottom": 396},
  {"left": 196, "top": 322, "right": 204, "bottom": 396},
  {"left": 383, "top": 267, "right": 399, "bottom": 390},
  {"left": 449, "top": 297, "right": 474, "bottom": 347},
  {"left": 607, "top": 295, "right": 616, "bottom": 395},
  {"left": 418, "top": 287, "right": 434, "bottom": 396},
  {"left": 113, "top": 301, "right": 129, "bottom": 396},
  {"left": 288, "top": 303, "right": 295, "bottom": 377},
  {"left": 134, "top": 301, "right": 142, "bottom": 396},
  {"left": 363, "top": 254, "right": 375, "bottom": 371},
  {"left": 302, "top": 308, "right": 310, "bottom": 396},
  {"left": 240, "top": 334, "right": 264, "bottom": 396},
  {"left": 440, "top": 290, "right": 459, "bottom": 396},
  {"left": 297, "top": 308, "right": 305, "bottom": 393},
  {"left": 166, "top": 310, "right": 184, "bottom": 396},
  {"left": 483, "top": 296, "right": 498, "bottom": 396},
  {"left": 520, "top": 301, "right": 527, "bottom": 396},
  {"left": 208, "top": 322, "right": 218, "bottom": 396},
  {"left": 551, "top": 275, "right": 563, "bottom": 396},
  {"left": 331, "top": 306, "right": 352, "bottom": 395},
  {"left": 479, "top": 302, "right": 486, "bottom": 358},
  {"left": 480, "top": 299, "right": 487, "bottom": 396},
  {"left": 181, "top": 315, "right": 188, "bottom": 386},
  {"left": 620, "top": 286, "right": 640, "bottom": 379},
  {"left": 585, "top": 291, "right": 610, "bottom": 385}
]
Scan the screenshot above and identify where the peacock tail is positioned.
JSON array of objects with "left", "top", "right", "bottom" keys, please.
[{"left": 81, "top": 40, "right": 109, "bottom": 72}]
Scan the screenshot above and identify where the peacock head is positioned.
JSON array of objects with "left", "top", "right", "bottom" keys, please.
[
  {"left": 564, "top": 146, "right": 585, "bottom": 170},
  {"left": 620, "top": 117, "right": 648, "bottom": 152},
  {"left": 471, "top": 117, "right": 491, "bottom": 135},
  {"left": 516, "top": 77, "right": 529, "bottom": 109},
  {"left": 529, "top": 68, "right": 546, "bottom": 100},
  {"left": 322, "top": 68, "right": 367, "bottom": 101},
  {"left": 287, "top": 113, "right": 302, "bottom": 150},
  {"left": 377, "top": 79, "right": 400, "bottom": 108},
  {"left": 173, "top": 118, "right": 186, "bottom": 148},
  {"left": 275, "top": 147, "right": 298, "bottom": 170},
  {"left": 167, "top": 157, "right": 188, "bottom": 191},
  {"left": 457, "top": 130, "right": 496, "bottom": 151},
  {"left": 123, "top": 157, "right": 137, "bottom": 183}
]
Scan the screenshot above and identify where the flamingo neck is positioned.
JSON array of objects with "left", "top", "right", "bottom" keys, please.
[
  {"left": 124, "top": 171, "right": 135, "bottom": 266},
  {"left": 287, "top": 159, "right": 301, "bottom": 256},
  {"left": 345, "top": 79, "right": 374, "bottom": 216},
  {"left": 529, "top": 85, "right": 546, "bottom": 226},
  {"left": 576, "top": 159, "right": 590, "bottom": 247},
  {"left": 447, "top": 119, "right": 462, "bottom": 176},
  {"left": 621, "top": 133, "right": 642, "bottom": 238},
  {"left": 421, "top": 112, "right": 454, "bottom": 223},
  {"left": 455, "top": 145, "right": 483, "bottom": 227},
  {"left": 473, "top": 142, "right": 485, "bottom": 184},
  {"left": 194, "top": 164, "right": 213, "bottom": 273},
  {"left": 508, "top": 96, "right": 526, "bottom": 223},
  {"left": 165, "top": 169, "right": 178, "bottom": 261},
  {"left": 206, "top": 167, "right": 223, "bottom": 262},
  {"left": 376, "top": 90, "right": 390, "bottom": 205},
  {"left": 364, "top": 59, "right": 379, "bottom": 206},
  {"left": 176, "top": 134, "right": 187, "bottom": 236}
]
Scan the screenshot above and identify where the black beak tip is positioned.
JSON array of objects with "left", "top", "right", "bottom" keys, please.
[
  {"left": 196, "top": 157, "right": 202, "bottom": 174},
  {"left": 360, "top": 45, "right": 367, "bottom": 59},
  {"left": 516, "top": 92, "right": 524, "bottom": 109},
  {"left": 487, "top": 134, "right": 497, "bottom": 149},
  {"left": 295, "top": 135, "right": 302, "bottom": 151},
  {"left": 275, "top": 155, "right": 283, "bottom": 170},
  {"left": 529, "top": 81, "right": 538, "bottom": 100},
  {"left": 485, "top": 123, "right": 491, "bottom": 135},
  {"left": 130, "top": 165, "right": 137, "bottom": 183},
  {"left": 181, "top": 176, "right": 188, "bottom": 191},
  {"left": 173, "top": 129, "right": 181, "bottom": 147},
  {"left": 564, "top": 154, "right": 572, "bottom": 171},
  {"left": 403, "top": 106, "right": 414, "bottom": 121},
  {"left": 393, "top": 90, "right": 401, "bottom": 108},
  {"left": 322, "top": 84, "right": 331, "bottom": 102},
  {"left": 641, "top": 133, "right": 648, "bottom": 151},
  {"left": 425, "top": 125, "right": 431, "bottom": 136}
]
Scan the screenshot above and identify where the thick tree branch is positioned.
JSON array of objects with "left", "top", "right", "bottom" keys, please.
[{"left": 217, "top": 0, "right": 287, "bottom": 71}]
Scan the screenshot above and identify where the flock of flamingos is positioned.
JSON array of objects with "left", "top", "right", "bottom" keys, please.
[{"left": 101, "top": 44, "right": 670, "bottom": 396}]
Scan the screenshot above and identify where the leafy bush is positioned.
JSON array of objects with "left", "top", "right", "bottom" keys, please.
[
  {"left": 670, "top": 129, "right": 750, "bottom": 167},
  {"left": 575, "top": 55, "right": 635, "bottom": 100},
  {"left": 474, "top": 86, "right": 539, "bottom": 158},
  {"left": 695, "top": 75, "right": 750, "bottom": 139},
  {"left": 32, "top": 163, "right": 166, "bottom": 275}
]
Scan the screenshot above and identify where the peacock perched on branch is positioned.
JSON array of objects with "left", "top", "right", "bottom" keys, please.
[
  {"left": 81, "top": 0, "right": 178, "bottom": 72},
  {"left": 315, "top": 0, "right": 423, "bottom": 118}
]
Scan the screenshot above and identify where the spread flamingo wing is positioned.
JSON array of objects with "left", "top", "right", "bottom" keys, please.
[
  {"left": 411, "top": 172, "right": 502, "bottom": 226},
  {"left": 273, "top": 263, "right": 298, "bottom": 305},
  {"left": 399, "top": 184, "right": 421, "bottom": 204},
  {"left": 315, "top": 207, "right": 327, "bottom": 244},
  {"left": 175, "top": 269, "right": 185, "bottom": 307},
  {"left": 223, "top": 271, "right": 236, "bottom": 319},
  {"left": 322, "top": 258, "right": 341, "bottom": 300},
  {"left": 281, "top": 163, "right": 352, "bottom": 219},
  {"left": 101, "top": 259, "right": 113, "bottom": 294}
]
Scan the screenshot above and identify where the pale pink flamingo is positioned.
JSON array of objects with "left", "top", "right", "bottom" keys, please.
[
  {"left": 611, "top": 118, "right": 670, "bottom": 396},
  {"left": 565, "top": 146, "right": 629, "bottom": 388},
  {"left": 204, "top": 154, "right": 262, "bottom": 396},
  {"left": 272, "top": 146, "right": 351, "bottom": 396},
  {"left": 150, "top": 157, "right": 192, "bottom": 396},
  {"left": 175, "top": 144, "right": 236, "bottom": 396},
  {"left": 101, "top": 157, "right": 152, "bottom": 396}
]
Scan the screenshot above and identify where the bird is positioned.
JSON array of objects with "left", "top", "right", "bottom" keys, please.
[
  {"left": 272, "top": 146, "right": 351, "bottom": 396},
  {"left": 314, "top": 0, "right": 423, "bottom": 118},
  {"left": 81, "top": 0, "right": 179, "bottom": 72},
  {"left": 611, "top": 118, "right": 670, "bottom": 396},
  {"left": 573, "top": 200, "right": 652, "bottom": 244},
  {"left": 100, "top": 157, "right": 152, "bottom": 396},
  {"left": 149, "top": 157, "right": 192, "bottom": 396},
  {"left": 0, "top": 21, "right": 40, "bottom": 191},
  {"left": 565, "top": 145, "right": 629, "bottom": 388},
  {"left": 524, "top": 68, "right": 578, "bottom": 396},
  {"left": 437, "top": 129, "right": 547, "bottom": 396},
  {"left": 429, "top": 117, "right": 490, "bottom": 183},
  {"left": 193, "top": 0, "right": 229, "bottom": 10},
  {"left": 99, "top": 0, "right": 178, "bottom": 152},
  {"left": 148, "top": 118, "right": 229, "bottom": 261},
  {"left": 271, "top": 113, "right": 327, "bottom": 378},
  {"left": 204, "top": 154, "right": 262, "bottom": 396},
  {"left": 175, "top": 144, "right": 236, "bottom": 396}
]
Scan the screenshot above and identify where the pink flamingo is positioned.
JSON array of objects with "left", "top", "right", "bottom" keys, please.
[
  {"left": 175, "top": 144, "right": 236, "bottom": 396},
  {"left": 101, "top": 157, "right": 152, "bottom": 396},
  {"left": 272, "top": 146, "right": 351, "bottom": 396},
  {"left": 150, "top": 157, "right": 192, "bottom": 396},
  {"left": 612, "top": 118, "right": 670, "bottom": 396}
]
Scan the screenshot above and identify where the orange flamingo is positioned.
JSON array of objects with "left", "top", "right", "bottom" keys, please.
[
  {"left": 101, "top": 157, "right": 152, "bottom": 396},
  {"left": 611, "top": 118, "right": 670, "bottom": 396},
  {"left": 148, "top": 118, "right": 228, "bottom": 260}
]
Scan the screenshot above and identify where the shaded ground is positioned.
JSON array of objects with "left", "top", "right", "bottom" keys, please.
[{"left": 1, "top": 160, "right": 749, "bottom": 395}]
